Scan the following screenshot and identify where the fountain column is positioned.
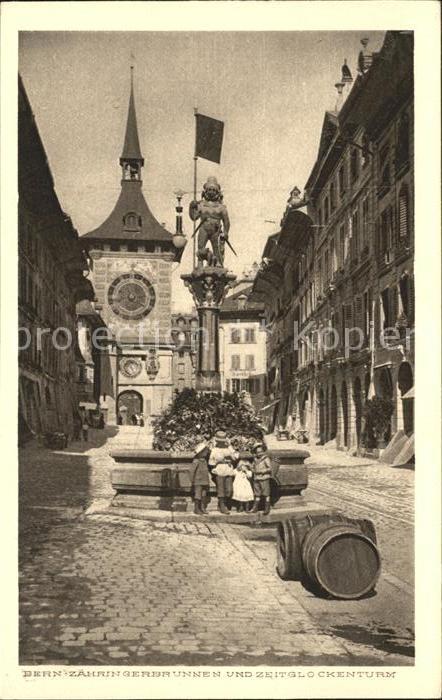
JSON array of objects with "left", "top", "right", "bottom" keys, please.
[{"left": 181, "top": 266, "right": 236, "bottom": 392}]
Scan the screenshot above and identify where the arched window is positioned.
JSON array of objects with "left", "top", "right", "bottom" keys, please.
[
  {"left": 398, "top": 186, "right": 410, "bottom": 242},
  {"left": 123, "top": 211, "right": 141, "bottom": 229}
]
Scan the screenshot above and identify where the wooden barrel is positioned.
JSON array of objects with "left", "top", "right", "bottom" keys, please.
[
  {"left": 301, "top": 522, "right": 381, "bottom": 600},
  {"left": 276, "top": 520, "right": 304, "bottom": 581}
]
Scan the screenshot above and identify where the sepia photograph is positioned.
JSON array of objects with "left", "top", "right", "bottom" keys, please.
[{"left": 1, "top": 2, "right": 440, "bottom": 699}]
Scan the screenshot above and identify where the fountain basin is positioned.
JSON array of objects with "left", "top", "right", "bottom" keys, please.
[
  {"left": 111, "top": 448, "right": 309, "bottom": 498},
  {"left": 105, "top": 448, "right": 315, "bottom": 523}
]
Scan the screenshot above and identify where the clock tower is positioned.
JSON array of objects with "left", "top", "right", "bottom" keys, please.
[{"left": 82, "top": 69, "right": 185, "bottom": 425}]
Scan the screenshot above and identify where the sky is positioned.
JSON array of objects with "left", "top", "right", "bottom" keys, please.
[{"left": 19, "top": 30, "right": 385, "bottom": 311}]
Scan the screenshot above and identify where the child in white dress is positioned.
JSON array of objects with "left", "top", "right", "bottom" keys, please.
[{"left": 232, "top": 458, "right": 254, "bottom": 512}]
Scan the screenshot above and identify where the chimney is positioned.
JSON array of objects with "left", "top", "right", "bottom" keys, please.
[
  {"left": 334, "top": 81, "right": 345, "bottom": 112},
  {"left": 358, "top": 37, "right": 373, "bottom": 75}
]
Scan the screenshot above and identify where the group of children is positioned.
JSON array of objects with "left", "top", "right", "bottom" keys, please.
[{"left": 191, "top": 430, "right": 276, "bottom": 516}]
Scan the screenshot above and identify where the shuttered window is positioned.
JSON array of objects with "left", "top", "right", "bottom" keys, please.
[
  {"left": 244, "top": 328, "right": 256, "bottom": 343},
  {"left": 399, "top": 187, "right": 409, "bottom": 241},
  {"left": 231, "top": 355, "right": 240, "bottom": 370},
  {"left": 245, "top": 355, "right": 255, "bottom": 371},
  {"left": 343, "top": 304, "right": 353, "bottom": 350},
  {"left": 231, "top": 328, "right": 241, "bottom": 343},
  {"left": 407, "top": 276, "right": 415, "bottom": 323},
  {"left": 354, "top": 295, "right": 363, "bottom": 334}
]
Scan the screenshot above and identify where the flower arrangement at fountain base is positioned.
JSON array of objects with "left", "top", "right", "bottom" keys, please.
[{"left": 152, "top": 388, "right": 264, "bottom": 452}]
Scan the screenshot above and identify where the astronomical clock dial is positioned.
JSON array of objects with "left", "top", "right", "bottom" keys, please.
[
  {"left": 119, "top": 357, "right": 142, "bottom": 379},
  {"left": 108, "top": 273, "right": 156, "bottom": 320}
]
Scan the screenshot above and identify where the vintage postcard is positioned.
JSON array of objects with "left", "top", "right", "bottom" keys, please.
[{"left": 1, "top": 1, "right": 440, "bottom": 699}]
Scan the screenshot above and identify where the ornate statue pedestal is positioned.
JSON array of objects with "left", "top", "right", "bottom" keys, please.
[{"left": 181, "top": 266, "right": 236, "bottom": 393}]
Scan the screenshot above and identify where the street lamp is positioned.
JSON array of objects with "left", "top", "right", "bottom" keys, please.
[{"left": 172, "top": 189, "right": 187, "bottom": 249}]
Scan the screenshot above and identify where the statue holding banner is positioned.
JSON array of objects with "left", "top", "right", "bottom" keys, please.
[{"left": 189, "top": 176, "right": 230, "bottom": 268}]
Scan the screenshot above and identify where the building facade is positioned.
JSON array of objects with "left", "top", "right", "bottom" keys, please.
[
  {"left": 81, "top": 73, "right": 185, "bottom": 425},
  {"left": 220, "top": 270, "right": 267, "bottom": 411},
  {"left": 76, "top": 300, "right": 106, "bottom": 412},
  {"left": 18, "top": 75, "right": 94, "bottom": 442},
  {"left": 252, "top": 32, "right": 414, "bottom": 452}
]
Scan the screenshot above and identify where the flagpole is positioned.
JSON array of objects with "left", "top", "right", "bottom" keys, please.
[{"left": 193, "top": 107, "right": 198, "bottom": 270}]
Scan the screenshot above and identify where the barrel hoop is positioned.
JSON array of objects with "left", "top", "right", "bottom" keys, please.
[
  {"left": 311, "top": 529, "right": 381, "bottom": 599},
  {"left": 276, "top": 519, "right": 302, "bottom": 581}
]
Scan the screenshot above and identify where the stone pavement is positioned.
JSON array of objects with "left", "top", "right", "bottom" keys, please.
[{"left": 19, "top": 426, "right": 414, "bottom": 666}]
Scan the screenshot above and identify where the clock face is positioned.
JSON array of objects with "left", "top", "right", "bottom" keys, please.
[
  {"left": 119, "top": 357, "right": 142, "bottom": 378},
  {"left": 108, "top": 273, "right": 156, "bottom": 320}
]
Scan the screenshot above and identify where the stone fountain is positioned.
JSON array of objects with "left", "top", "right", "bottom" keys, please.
[{"left": 105, "top": 183, "right": 320, "bottom": 524}]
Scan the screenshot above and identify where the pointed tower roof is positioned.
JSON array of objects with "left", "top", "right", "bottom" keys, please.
[
  {"left": 120, "top": 67, "right": 144, "bottom": 164},
  {"left": 82, "top": 70, "right": 184, "bottom": 260}
]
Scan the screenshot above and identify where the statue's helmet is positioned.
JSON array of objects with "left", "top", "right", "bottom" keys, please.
[
  {"left": 204, "top": 176, "right": 221, "bottom": 191},
  {"left": 203, "top": 176, "right": 222, "bottom": 200}
]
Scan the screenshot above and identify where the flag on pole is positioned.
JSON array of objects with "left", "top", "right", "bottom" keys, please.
[{"left": 195, "top": 113, "right": 224, "bottom": 163}]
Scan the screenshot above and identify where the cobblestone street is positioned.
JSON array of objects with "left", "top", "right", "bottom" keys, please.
[{"left": 19, "top": 427, "right": 414, "bottom": 666}]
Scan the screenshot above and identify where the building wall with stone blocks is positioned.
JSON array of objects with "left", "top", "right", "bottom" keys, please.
[
  {"left": 85, "top": 248, "right": 175, "bottom": 425},
  {"left": 89, "top": 250, "right": 173, "bottom": 343}
]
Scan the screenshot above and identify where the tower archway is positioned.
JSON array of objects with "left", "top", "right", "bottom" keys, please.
[{"left": 117, "top": 390, "right": 143, "bottom": 425}]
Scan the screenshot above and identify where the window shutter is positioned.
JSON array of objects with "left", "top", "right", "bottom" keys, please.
[
  {"left": 408, "top": 276, "right": 415, "bottom": 323},
  {"left": 354, "top": 295, "right": 363, "bottom": 333},
  {"left": 399, "top": 189, "right": 409, "bottom": 240}
]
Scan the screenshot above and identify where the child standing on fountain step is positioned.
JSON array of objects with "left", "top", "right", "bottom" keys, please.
[
  {"left": 251, "top": 443, "right": 273, "bottom": 515},
  {"left": 232, "top": 456, "right": 254, "bottom": 512},
  {"left": 209, "top": 431, "right": 238, "bottom": 514},
  {"left": 191, "top": 442, "right": 211, "bottom": 515}
]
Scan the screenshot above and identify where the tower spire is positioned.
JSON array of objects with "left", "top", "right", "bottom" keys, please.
[{"left": 120, "top": 63, "right": 144, "bottom": 180}]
